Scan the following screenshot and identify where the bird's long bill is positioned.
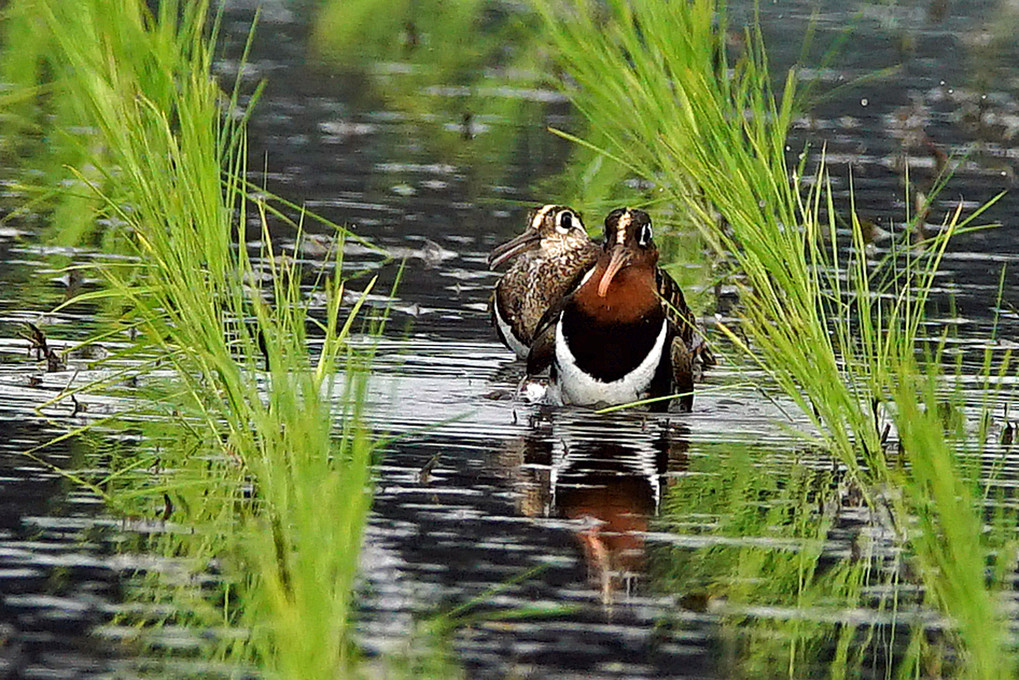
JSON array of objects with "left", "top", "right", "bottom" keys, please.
[
  {"left": 597, "top": 246, "right": 630, "bottom": 297},
  {"left": 488, "top": 231, "right": 540, "bottom": 269}
]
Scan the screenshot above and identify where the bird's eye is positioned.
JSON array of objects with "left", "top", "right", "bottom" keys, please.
[
  {"left": 556, "top": 210, "right": 575, "bottom": 234},
  {"left": 638, "top": 222, "right": 653, "bottom": 247}
]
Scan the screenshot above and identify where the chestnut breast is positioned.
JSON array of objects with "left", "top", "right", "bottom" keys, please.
[
  {"left": 572, "top": 260, "right": 661, "bottom": 324},
  {"left": 560, "top": 261, "right": 667, "bottom": 384}
]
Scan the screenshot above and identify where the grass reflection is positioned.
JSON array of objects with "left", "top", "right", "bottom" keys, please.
[
  {"left": 654, "top": 445, "right": 898, "bottom": 678},
  {"left": 537, "top": 0, "right": 1018, "bottom": 677}
]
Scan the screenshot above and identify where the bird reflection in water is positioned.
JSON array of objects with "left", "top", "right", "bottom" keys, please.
[{"left": 497, "top": 415, "right": 688, "bottom": 604}]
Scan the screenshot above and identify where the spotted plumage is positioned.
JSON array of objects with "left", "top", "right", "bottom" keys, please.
[
  {"left": 488, "top": 205, "right": 600, "bottom": 358},
  {"left": 528, "top": 208, "right": 707, "bottom": 412}
]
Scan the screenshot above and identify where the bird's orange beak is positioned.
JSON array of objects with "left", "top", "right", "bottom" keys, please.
[{"left": 597, "top": 246, "right": 630, "bottom": 297}]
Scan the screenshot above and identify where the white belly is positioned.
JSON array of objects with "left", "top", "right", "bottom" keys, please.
[
  {"left": 493, "top": 295, "right": 529, "bottom": 358},
  {"left": 553, "top": 318, "right": 668, "bottom": 406}
]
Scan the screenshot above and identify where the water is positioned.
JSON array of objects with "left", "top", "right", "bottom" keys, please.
[{"left": 1, "top": 1, "right": 1019, "bottom": 677}]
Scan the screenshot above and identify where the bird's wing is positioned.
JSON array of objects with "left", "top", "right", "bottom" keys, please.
[
  {"left": 656, "top": 267, "right": 715, "bottom": 368},
  {"left": 525, "top": 262, "right": 594, "bottom": 376}
]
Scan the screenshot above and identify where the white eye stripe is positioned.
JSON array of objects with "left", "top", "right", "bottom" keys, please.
[{"left": 638, "top": 223, "right": 653, "bottom": 246}]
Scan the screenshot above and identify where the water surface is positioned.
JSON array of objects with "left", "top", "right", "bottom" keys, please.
[{"left": 1, "top": 1, "right": 1019, "bottom": 677}]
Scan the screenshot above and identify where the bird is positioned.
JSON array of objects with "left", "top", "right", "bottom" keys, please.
[
  {"left": 488, "top": 204, "right": 600, "bottom": 358},
  {"left": 527, "top": 207, "right": 706, "bottom": 412}
]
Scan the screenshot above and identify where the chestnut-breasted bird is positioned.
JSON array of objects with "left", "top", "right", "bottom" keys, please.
[{"left": 527, "top": 208, "right": 708, "bottom": 412}]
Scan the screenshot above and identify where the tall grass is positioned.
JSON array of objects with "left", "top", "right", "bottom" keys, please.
[
  {"left": 3, "top": 0, "right": 380, "bottom": 676},
  {"left": 535, "top": 0, "right": 1014, "bottom": 677}
]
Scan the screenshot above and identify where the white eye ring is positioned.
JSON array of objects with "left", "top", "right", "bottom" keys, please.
[
  {"left": 638, "top": 223, "right": 653, "bottom": 246},
  {"left": 555, "top": 210, "right": 575, "bottom": 234}
]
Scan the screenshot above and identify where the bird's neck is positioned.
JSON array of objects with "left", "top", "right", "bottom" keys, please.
[{"left": 574, "top": 262, "right": 659, "bottom": 324}]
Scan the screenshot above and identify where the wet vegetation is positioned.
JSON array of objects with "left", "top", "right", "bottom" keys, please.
[
  {"left": 0, "top": 0, "right": 1017, "bottom": 678},
  {"left": 537, "top": 0, "right": 1018, "bottom": 677},
  {"left": 2, "top": 0, "right": 380, "bottom": 676}
]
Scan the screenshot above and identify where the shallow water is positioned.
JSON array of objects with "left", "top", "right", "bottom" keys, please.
[{"left": 2, "top": 0, "right": 1019, "bottom": 678}]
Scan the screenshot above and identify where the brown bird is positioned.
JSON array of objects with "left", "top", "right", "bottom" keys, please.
[
  {"left": 528, "top": 208, "right": 710, "bottom": 412},
  {"left": 488, "top": 204, "right": 600, "bottom": 358}
]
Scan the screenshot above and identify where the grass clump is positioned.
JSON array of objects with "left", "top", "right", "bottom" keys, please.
[
  {"left": 3, "top": 0, "right": 381, "bottom": 676},
  {"left": 535, "top": 0, "right": 1015, "bottom": 677}
]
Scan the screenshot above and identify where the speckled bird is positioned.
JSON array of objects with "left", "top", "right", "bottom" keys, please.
[
  {"left": 488, "top": 204, "right": 600, "bottom": 358},
  {"left": 527, "top": 208, "right": 709, "bottom": 412}
]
